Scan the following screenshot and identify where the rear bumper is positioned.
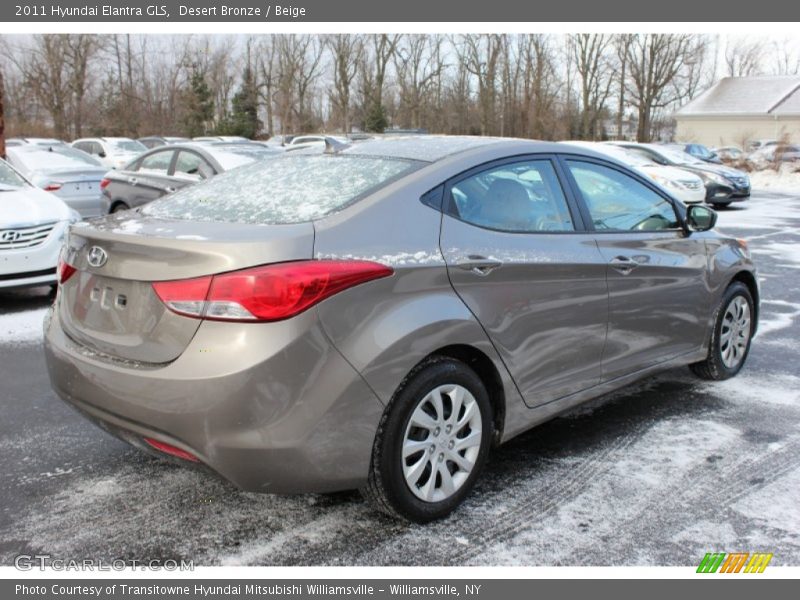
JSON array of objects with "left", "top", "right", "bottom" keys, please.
[{"left": 43, "top": 306, "right": 384, "bottom": 493}]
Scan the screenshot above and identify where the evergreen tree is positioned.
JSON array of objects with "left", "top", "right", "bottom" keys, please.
[
  {"left": 364, "top": 101, "right": 388, "bottom": 133},
  {"left": 217, "top": 65, "right": 260, "bottom": 138},
  {"left": 181, "top": 69, "right": 214, "bottom": 138}
]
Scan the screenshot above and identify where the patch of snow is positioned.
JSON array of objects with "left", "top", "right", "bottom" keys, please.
[
  {"left": 749, "top": 165, "right": 800, "bottom": 195},
  {"left": 705, "top": 372, "right": 800, "bottom": 407},
  {"left": 756, "top": 300, "right": 800, "bottom": 336},
  {"left": 0, "top": 307, "right": 47, "bottom": 345},
  {"left": 733, "top": 466, "right": 800, "bottom": 534}
]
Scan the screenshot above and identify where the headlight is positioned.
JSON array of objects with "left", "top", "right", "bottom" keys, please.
[
  {"left": 649, "top": 173, "right": 682, "bottom": 190},
  {"left": 699, "top": 171, "right": 729, "bottom": 185}
]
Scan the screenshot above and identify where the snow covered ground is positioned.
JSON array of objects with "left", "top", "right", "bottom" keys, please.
[
  {"left": 0, "top": 189, "right": 798, "bottom": 567},
  {"left": 748, "top": 164, "right": 800, "bottom": 195}
]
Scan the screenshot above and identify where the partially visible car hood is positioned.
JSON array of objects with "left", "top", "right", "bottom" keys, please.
[
  {"left": 0, "top": 186, "right": 72, "bottom": 227},
  {"left": 641, "top": 165, "right": 703, "bottom": 183}
]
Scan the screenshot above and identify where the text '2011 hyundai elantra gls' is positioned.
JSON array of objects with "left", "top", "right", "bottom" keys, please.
[{"left": 45, "top": 136, "right": 759, "bottom": 522}]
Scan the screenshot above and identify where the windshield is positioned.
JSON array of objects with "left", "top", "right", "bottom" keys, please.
[
  {"left": 11, "top": 146, "right": 102, "bottom": 170},
  {"left": 0, "top": 160, "right": 29, "bottom": 190},
  {"left": 110, "top": 140, "right": 147, "bottom": 153},
  {"left": 144, "top": 154, "right": 421, "bottom": 225},
  {"left": 596, "top": 145, "right": 656, "bottom": 167},
  {"left": 207, "top": 145, "right": 284, "bottom": 170}
]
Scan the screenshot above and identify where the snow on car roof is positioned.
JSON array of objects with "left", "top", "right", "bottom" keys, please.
[{"left": 340, "top": 135, "right": 512, "bottom": 162}]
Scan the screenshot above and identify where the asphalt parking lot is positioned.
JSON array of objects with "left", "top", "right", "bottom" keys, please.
[{"left": 1, "top": 191, "right": 799, "bottom": 567}]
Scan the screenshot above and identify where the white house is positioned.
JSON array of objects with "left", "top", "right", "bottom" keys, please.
[{"left": 675, "top": 76, "right": 800, "bottom": 148}]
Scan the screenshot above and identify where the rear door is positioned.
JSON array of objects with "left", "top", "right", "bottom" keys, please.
[
  {"left": 440, "top": 156, "right": 608, "bottom": 408},
  {"left": 561, "top": 157, "right": 710, "bottom": 381},
  {"left": 124, "top": 149, "right": 178, "bottom": 206}
]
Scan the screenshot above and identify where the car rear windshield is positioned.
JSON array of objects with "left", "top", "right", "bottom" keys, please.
[
  {"left": 207, "top": 145, "right": 284, "bottom": 170},
  {"left": 143, "top": 154, "right": 422, "bottom": 224},
  {"left": 12, "top": 146, "right": 102, "bottom": 169}
]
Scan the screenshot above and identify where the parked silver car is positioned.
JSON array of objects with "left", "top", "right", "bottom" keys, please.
[
  {"left": 5, "top": 144, "right": 107, "bottom": 217},
  {"left": 45, "top": 137, "right": 759, "bottom": 522}
]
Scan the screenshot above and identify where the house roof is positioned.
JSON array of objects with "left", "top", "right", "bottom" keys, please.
[{"left": 676, "top": 76, "right": 800, "bottom": 117}]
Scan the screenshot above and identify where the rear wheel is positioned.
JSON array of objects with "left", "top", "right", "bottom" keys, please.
[
  {"left": 361, "top": 357, "right": 493, "bottom": 523},
  {"left": 111, "top": 202, "right": 130, "bottom": 213},
  {"left": 690, "top": 281, "right": 754, "bottom": 380}
]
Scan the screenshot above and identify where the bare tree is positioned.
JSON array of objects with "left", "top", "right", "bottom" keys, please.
[
  {"left": 570, "top": 34, "right": 614, "bottom": 139},
  {"left": 724, "top": 36, "right": 765, "bottom": 77},
  {"left": 327, "top": 35, "right": 364, "bottom": 133},
  {"left": 456, "top": 34, "right": 505, "bottom": 135},
  {"left": 625, "top": 34, "right": 701, "bottom": 142},
  {"left": 395, "top": 35, "right": 446, "bottom": 130}
]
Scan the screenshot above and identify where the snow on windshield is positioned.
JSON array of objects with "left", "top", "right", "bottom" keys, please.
[
  {"left": 143, "top": 154, "right": 421, "bottom": 225},
  {"left": 0, "top": 161, "right": 28, "bottom": 189},
  {"left": 209, "top": 147, "right": 283, "bottom": 170}
]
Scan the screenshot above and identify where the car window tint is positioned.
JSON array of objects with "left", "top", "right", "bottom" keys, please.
[
  {"left": 449, "top": 160, "right": 574, "bottom": 233},
  {"left": 566, "top": 160, "right": 679, "bottom": 232},
  {"left": 143, "top": 154, "right": 421, "bottom": 225},
  {"left": 138, "top": 150, "right": 174, "bottom": 175},
  {"left": 174, "top": 151, "right": 213, "bottom": 181}
]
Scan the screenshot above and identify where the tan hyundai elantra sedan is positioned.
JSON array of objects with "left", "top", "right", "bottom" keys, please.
[{"left": 45, "top": 136, "right": 759, "bottom": 522}]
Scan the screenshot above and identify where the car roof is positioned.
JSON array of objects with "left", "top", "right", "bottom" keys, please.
[{"left": 338, "top": 135, "right": 576, "bottom": 163}]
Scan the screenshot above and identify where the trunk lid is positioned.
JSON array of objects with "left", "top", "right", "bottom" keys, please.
[{"left": 58, "top": 213, "right": 314, "bottom": 363}]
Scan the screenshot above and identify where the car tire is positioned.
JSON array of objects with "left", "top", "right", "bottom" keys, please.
[
  {"left": 713, "top": 202, "right": 732, "bottom": 208},
  {"left": 111, "top": 202, "right": 130, "bottom": 213},
  {"left": 690, "top": 281, "right": 755, "bottom": 381},
  {"left": 361, "top": 356, "right": 493, "bottom": 523}
]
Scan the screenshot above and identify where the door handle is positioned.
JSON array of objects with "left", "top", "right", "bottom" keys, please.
[
  {"left": 609, "top": 256, "right": 640, "bottom": 274},
  {"left": 128, "top": 177, "right": 138, "bottom": 185},
  {"left": 455, "top": 256, "right": 503, "bottom": 276},
  {"left": 164, "top": 186, "right": 177, "bottom": 194}
]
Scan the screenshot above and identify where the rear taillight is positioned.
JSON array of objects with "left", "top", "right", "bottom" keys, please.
[
  {"left": 152, "top": 260, "right": 393, "bottom": 322},
  {"left": 44, "top": 183, "right": 63, "bottom": 192},
  {"left": 58, "top": 258, "right": 77, "bottom": 284},
  {"left": 143, "top": 437, "right": 199, "bottom": 462},
  {"left": 99, "top": 178, "right": 110, "bottom": 190}
]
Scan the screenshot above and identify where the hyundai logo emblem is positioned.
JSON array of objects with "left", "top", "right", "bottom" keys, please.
[
  {"left": 87, "top": 246, "right": 108, "bottom": 268},
  {"left": 1, "top": 230, "right": 21, "bottom": 242}
]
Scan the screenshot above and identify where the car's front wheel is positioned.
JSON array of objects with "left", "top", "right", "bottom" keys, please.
[
  {"left": 690, "top": 281, "right": 755, "bottom": 380},
  {"left": 362, "top": 357, "right": 493, "bottom": 523}
]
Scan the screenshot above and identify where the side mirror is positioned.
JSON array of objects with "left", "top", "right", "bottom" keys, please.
[
  {"left": 686, "top": 204, "right": 717, "bottom": 232},
  {"left": 98, "top": 151, "right": 106, "bottom": 158}
]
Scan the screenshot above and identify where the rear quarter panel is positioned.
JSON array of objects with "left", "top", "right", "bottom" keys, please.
[{"left": 312, "top": 150, "right": 536, "bottom": 442}]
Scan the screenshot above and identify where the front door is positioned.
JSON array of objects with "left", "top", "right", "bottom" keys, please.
[{"left": 440, "top": 157, "right": 609, "bottom": 408}]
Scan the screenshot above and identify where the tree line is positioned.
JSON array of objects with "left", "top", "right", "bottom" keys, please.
[{"left": 0, "top": 33, "right": 797, "bottom": 144}]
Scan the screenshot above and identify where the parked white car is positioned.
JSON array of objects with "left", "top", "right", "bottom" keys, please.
[
  {"left": 561, "top": 142, "right": 706, "bottom": 204},
  {"left": 0, "top": 159, "right": 79, "bottom": 290},
  {"left": 71, "top": 137, "right": 147, "bottom": 170}
]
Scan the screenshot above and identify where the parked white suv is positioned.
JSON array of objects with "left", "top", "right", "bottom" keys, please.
[
  {"left": 0, "top": 159, "right": 79, "bottom": 289},
  {"left": 71, "top": 137, "right": 147, "bottom": 170}
]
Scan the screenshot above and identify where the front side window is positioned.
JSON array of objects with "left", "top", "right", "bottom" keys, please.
[
  {"left": 448, "top": 160, "right": 574, "bottom": 233},
  {"left": 566, "top": 160, "right": 679, "bottom": 232},
  {"left": 174, "top": 151, "right": 214, "bottom": 181}
]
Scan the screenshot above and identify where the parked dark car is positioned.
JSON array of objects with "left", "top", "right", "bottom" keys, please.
[
  {"left": 613, "top": 143, "right": 750, "bottom": 207},
  {"left": 674, "top": 143, "right": 722, "bottom": 164},
  {"left": 100, "top": 142, "right": 285, "bottom": 213},
  {"left": 138, "top": 136, "right": 190, "bottom": 149},
  {"left": 47, "top": 137, "right": 758, "bottom": 522}
]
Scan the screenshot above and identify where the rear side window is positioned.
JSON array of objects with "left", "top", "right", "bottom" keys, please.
[
  {"left": 137, "top": 150, "right": 174, "bottom": 175},
  {"left": 566, "top": 160, "right": 679, "bottom": 232},
  {"left": 448, "top": 160, "right": 574, "bottom": 233},
  {"left": 143, "top": 154, "right": 421, "bottom": 225}
]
